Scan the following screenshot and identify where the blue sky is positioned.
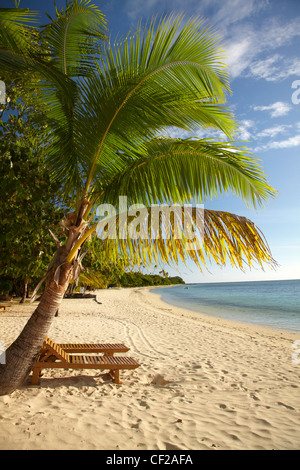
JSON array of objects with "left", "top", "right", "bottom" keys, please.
[{"left": 3, "top": 0, "right": 300, "bottom": 283}]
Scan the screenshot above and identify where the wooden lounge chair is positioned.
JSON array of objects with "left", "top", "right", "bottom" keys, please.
[{"left": 32, "top": 338, "right": 140, "bottom": 385}]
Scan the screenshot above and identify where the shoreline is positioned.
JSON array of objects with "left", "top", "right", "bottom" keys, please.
[
  {"left": 145, "top": 286, "right": 300, "bottom": 342},
  {"left": 0, "top": 287, "right": 300, "bottom": 450},
  {"left": 148, "top": 282, "right": 300, "bottom": 336}
]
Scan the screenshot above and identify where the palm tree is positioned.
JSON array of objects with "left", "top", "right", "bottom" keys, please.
[{"left": 0, "top": 1, "right": 276, "bottom": 395}]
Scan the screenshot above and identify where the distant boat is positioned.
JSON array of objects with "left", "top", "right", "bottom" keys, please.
[{"left": 184, "top": 286, "right": 189, "bottom": 289}]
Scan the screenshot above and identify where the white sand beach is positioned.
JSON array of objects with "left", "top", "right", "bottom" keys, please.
[{"left": 0, "top": 286, "right": 300, "bottom": 450}]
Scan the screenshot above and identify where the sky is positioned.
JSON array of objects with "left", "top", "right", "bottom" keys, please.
[{"left": 2, "top": 0, "right": 300, "bottom": 283}]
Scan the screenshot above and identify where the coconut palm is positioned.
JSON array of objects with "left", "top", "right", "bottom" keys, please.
[{"left": 0, "top": 1, "right": 276, "bottom": 395}]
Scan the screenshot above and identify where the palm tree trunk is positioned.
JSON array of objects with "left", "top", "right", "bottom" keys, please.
[
  {"left": 20, "top": 278, "right": 28, "bottom": 303},
  {"left": 0, "top": 202, "right": 90, "bottom": 396},
  {"left": 0, "top": 262, "right": 72, "bottom": 396}
]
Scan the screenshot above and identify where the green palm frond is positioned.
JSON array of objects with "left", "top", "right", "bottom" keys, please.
[
  {"left": 0, "top": 8, "right": 39, "bottom": 55},
  {"left": 0, "top": 8, "right": 78, "bottom": 122},
  {"left": 34, "top": 1, "right": 107, "bottom": 197},
  {"left": 41, "top": 0, "right": 107, "bottom": 77},
  {"left": 94, "top": 138, "right": 276, "bottom": 209},
  {"left": 78, "top": 270, "right": 106, "bottom": 288}
]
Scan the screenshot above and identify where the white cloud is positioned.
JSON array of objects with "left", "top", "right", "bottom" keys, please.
[
  {"left": 224, "top": 38, "right": 253, "bottom": 78},
  {"left": 124, "top": 0, "right": 300, "bottom": 82},
  {"left": 257, "top": 125, "right": 292, "bottom": 138},
  {"left": 249, "top": 55, "right": 300, "bottom": 81},
  {"left": 219, "top": 16, "right": 300, "bottom": 80},
  {"left": 205, "top": 5, "right": 300, "bottom": 81},
  {"left": 255, "top": 134, "right": 300, "bottom": 152},
  {"left": 252, "top": 101, "right": 291, "bottom": 118},
  {"left": 208, "top": 0, "right": 269, "bottom": 31},
  {"left": 125, "top": 0, "right": 162, "bottom": 20},
  {"left": 268, "top": 135, "right": 300, "bottom": 149},
  {"left": 236, "top": 119, "right": 255, "bottom": 140},
  {"left": 125, "top": 0, "right": 267, "bottom": 25},
  {"left": 160, "top": 126, "right": 225, "bottom": 140}
]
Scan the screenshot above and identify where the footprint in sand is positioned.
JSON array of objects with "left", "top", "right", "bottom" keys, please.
[
  {"left": 219, "top": 403, "right": 236, "bottom": 413},
  {"left": 277, "top": 402, "right": 295, "bottom": 411},
  {"left": 205, "top": 360, "right": 214, "bottom": 369},
  {"left": 165, "top": 442, "right": 182, "bottom": 450},
  {"left": 139, "top": 400, "right": 150, "bottom": 409},
  {"left": 250, "top": 393, "right": 260, "bottom": 401}
]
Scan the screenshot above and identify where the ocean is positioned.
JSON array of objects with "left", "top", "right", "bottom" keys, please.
[{"left": 151, "top": 279, "right": 300, "bottom": 333}]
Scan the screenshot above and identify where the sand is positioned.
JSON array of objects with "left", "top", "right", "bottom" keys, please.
[{"left": 0, "top": 286, "right": 299, "bottom": 450}]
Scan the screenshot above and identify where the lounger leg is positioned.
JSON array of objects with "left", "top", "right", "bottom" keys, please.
[
  {"left": 109, "top": 369, "right": 122, "bottom": 385},
  {"left": 32, "top": 367, "right": 41, "bottom": 385}
]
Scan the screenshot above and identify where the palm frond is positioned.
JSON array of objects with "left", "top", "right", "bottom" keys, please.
[
  {"left": 0, "top": 8, "right": 39, "bottom": 55},
  {"left": 95, "top": 138, "right": 277, "bottom": 209},
  {"left": 41, "top": 0, "right": 107, "bottom": 77},
  {"left": 0, "top": 7, "right": 79, "bottom": 131},
  {"left": 92, "top": 208, "right": 277, "bottom": 272},
  {"left": 78, "top": 270, "right": 106, "bottom": 288}
]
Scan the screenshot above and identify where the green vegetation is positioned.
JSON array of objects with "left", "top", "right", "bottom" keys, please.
[
  {"left": 74, "top": 236, "right": 185, "bottom": 290},
  {"left": 118, "top": 272, "right": 185, "bottom": 288},
  {"left": 0, "top": 71, "right": 65, "bottom": 300}
]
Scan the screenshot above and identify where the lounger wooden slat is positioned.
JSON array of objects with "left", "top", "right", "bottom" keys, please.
[
  {"left": 55, "top": 339, "right": 130, "bottom": 355},
  {"left": 32, "top": 337, "right": 140, "bottom": 385}
]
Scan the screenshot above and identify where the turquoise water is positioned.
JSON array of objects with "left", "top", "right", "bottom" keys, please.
[{"left": 151, "top": 279, "right": 300, "bottom": 333}]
